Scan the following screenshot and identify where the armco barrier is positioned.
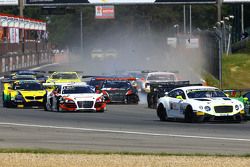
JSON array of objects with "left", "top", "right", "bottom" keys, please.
[{"left": 0, "top": 51, "right": 54, "bottom": 74}]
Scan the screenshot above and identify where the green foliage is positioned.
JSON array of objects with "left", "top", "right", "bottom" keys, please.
[{"left": 205, "top": 53, "right": 250, "bottom": 89}]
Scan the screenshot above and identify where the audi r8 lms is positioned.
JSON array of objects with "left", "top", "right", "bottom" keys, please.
[
  {"left": 2, "top": 80, "right": 46, "bottom": 108},
  {"left": 44, "top": 83, "right": 106, "bottom": 112},
  {"left": 46, "top": 71, "right": 81, "bottom": 83},
  {"left": 157, "top": 86, "right": 246, "bottom": 123}
]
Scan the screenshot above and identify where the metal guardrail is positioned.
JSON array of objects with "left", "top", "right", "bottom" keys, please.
[{"left": 232, "top": 37, "right": 249, "bottom": 53}]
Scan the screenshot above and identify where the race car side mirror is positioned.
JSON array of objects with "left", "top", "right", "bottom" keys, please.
[
  {"left": 225, "top": 94, "right": 229, "bottom": 97},
  {"left": 176, "top": 96, "right": 183, "bottom": 100},
  {"left": 164, "top": 92, "right": 169, "bottom": 96},
  {"left": 243, "top": 97, "right": 248, "bottom": 101}
]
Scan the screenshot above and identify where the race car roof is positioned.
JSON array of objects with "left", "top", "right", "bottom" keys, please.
[
  {"left": 43, "top": 82, "right": 87, "bottom": 86},
  {"left": 95, "top": 77, "right": 136, "bottom": 81},
  {"left": 175, "top": 86, "right": 219, "bottom": 92}
]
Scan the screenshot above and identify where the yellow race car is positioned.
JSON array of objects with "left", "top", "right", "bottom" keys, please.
[
  {"left": 46, "top": 72, "right": 81, "bottom": 83},
  {"left": 2, "top": 80, "right": 46, "bottom": 108}
]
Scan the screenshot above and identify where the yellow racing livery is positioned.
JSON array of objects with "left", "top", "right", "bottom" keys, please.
[
  {"left": 46, "top": 72, "right": 81, "bottom": 83},
  {"left": 2, "top": 80, "right": 46, "bottom": 108}
]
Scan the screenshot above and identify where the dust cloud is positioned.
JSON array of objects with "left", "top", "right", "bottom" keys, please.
[{"left": 61, "top": 17, "right": 207, "bottom": 84}]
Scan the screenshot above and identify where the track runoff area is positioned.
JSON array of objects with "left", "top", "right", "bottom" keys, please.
[{"left": 0, "top": 63, "right": 250, "bottom": 154}]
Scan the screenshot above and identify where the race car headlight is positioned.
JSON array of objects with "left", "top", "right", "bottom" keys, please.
[
  {"left": 235, "top": 105, "right": 239, "bottom": 111},
  {"left": 126, "top": 90, "right": 133, "bottom": 95},
  {"left": 66, "top": 100, "right": 75, "bottom": 103},
  {"left": 15, "top": 92, "right": 24, "bottom": 100},
  {"left": 96, "top": 97, "right": 104, "bottom": 103},
  {"left": 239, "top": 104, "right": 243, "bottom": 108},
  {"left": 63, "top": 98, "right": 75, "bottom": 103},
  {"left": 204, "top": 106, "right": 211, "bottom": 111}
]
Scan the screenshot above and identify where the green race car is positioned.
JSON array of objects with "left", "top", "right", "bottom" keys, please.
[{"left": 224, "top": 90, "right": 250, "bottom": 119}]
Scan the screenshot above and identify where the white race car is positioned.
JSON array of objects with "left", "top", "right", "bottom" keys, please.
[
  {"left": 44, "top": 82, "right": 106, "bottom": 112},
  {"left": 144, "top": 72, "right": 178, "bottom": 93},
  {"left": 157, "top": 86, "right": 246, "bottom": 123}
]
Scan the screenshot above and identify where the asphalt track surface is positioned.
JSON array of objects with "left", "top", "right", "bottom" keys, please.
[{"left": 0, "top": 64, "right": 250, "bottom": 154}]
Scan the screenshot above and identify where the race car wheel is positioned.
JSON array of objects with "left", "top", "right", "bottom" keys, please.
[
  {"left": 3, "top": 93, "right": 11, "bottom": 108},
  {"left": 157, "top": 104, "right": 168, "bottom": 121},
  {"left": 147, "top": 94, "right": 153, "bottom": 108},
  {"left": 44, "top": 103, "right": 48, "bottom": 111},
  {"left": 185, "top": 106, "right": 204, "bottom": 123},
  {"left": 152, "top": 96, "right": 158, "bottom": 109},
  {"left": 2, "top": 93, "right": 7, "bottom": 107}
]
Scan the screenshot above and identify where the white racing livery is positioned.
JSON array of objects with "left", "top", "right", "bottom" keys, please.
[
  {"left": 157, "top": 86, "right": 246, "bottom": 123},
  {"left": 144, "top": 71, "right": 178, "bottom": 93},
  {"left": 44, "top": 82, "right": 106, "bottom": 112}
]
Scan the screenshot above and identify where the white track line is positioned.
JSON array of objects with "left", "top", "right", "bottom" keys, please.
[{"left": 0, "top": 122, "right": 250, "bottom": 142}]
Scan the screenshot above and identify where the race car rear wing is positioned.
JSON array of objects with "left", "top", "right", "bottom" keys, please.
[
  {"left": 223, "top": 89, "right": 250, "bottom": 97},
  {"left": 95, "top": 77, "right": 136, "bottom": 81},
  {"left": 11, "top": 70, "right": 46, "bottom": 73},
  {"left": 149, "top": 81, "right": 202, "bottom": 97},
  {"left": 48, "top": 71, "right": 84, "bottom": 74}
]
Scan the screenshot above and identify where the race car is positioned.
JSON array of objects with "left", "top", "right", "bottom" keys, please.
[
  {"left": 144, "top": 72, "right": 178, "bottom": 93},
  {"left": 147, "top": 81, "right": 193, "bottom": 109},
  {"left": 2, "top": 80, "right": 46, "bottom": 108},
  {"left": 46, "top": 71, "right": 82, "bottom": 83},
  {"left": 223, "top": 89, "right": 250, "bottom": 119},
  {"left": 44, "top": 82, "right": 106, "bottom": 112},
  {"left": 157, "top": 86, "right": 246, "bottom": 123},
  {"left": 4, "top": 70, "right": 47, "bottom": 83},
  {"left": 100, "top": 78, "right": 139, "bottom": 104}
]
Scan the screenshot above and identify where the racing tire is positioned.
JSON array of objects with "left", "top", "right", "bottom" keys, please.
[
  {"left": 2, "top": 93, "right": 11, "bottom": 108},
  {"left": 185, "top": 106, "right": 204, "bottom": 123},
  {"left": 43, "top": 93, "right": 48, "bottom": 111},
  {"left": 147, "top": 94, "right": 153, "bottom": 108},
  {"left": 2, "top": 93, "right": 7, "bottom": 108},
  {"left": 152, "top": 96, "right": 158, "bottom": 109},
  {"left": 157, "top": 104, "right": 168, "bottom": 121}
]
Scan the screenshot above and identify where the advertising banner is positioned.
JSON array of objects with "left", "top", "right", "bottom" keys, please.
[
  {"left": 25, "top": 0, "right": 216, "bottom": 5},
  {"left": 95, "top": 5, "right": 115, "bottom": 19},
  {"left": 0, "top": 27, "right": 4, "bottom": 41},
  {"left": 0, "top": 0, "right": 18, "bottom": 5},
  {"left": 9, "top": 28, "right": 19, "bottom": 43}
]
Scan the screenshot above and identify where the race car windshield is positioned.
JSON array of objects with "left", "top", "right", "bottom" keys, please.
[
  {"left": 51, "top": 73, "right": 78, "bottom": 79},
  {"left": 62, "top": 86, "right": 94, "bottom": 94},
  {"left": 15, "top": 83, "right": 44, "bottom": 90},
  {"left": 147, "top": 74, "right": 175, "bottom": 81},
  {"left": 89, "top": 80, "right": 104, "bottom": 87},
  {"left": 187, "top": 89, "right": 227, "bottom": 98},
  {"left": 103, "top": 81, "right": 130, "bottom": 89}
]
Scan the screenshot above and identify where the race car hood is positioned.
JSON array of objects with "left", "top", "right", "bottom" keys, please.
[
  {"left": 102, "top": 88, "right": 128, "bottom": 91},
  {"left": 46, "top": 79, "right": 81, "bottom": 83},
  {"left": 18, "top": 90, "right": 46, "bottom": 97},
  {"left": 62, "top": 93, "right": 101, "bottom": 101},
  {"left": 190, "top": 97, "right": 240, "bottom": 105}
]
